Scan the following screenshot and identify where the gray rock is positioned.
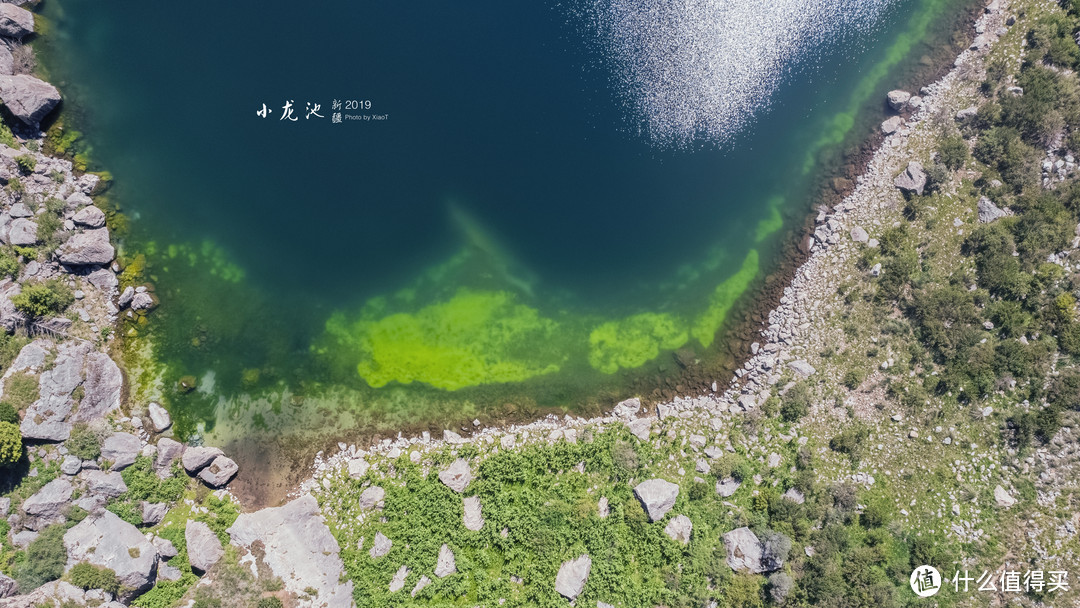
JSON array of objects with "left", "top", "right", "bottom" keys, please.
[
  {"left": 185, "top": 520, "right": 224, "bottom": 573},
  {"left": 0, "top": 496, "right": 9, "bottom": 515},
  {"left": 434, "top": 543, "right": 456, "bottom": 578},
  {"left": 787, "top": 360, "right": 815, "bottom": 377},
  {"left": 597, "top": 496, "right": 609, "bottom": 518},
  {"left": 86, "top": 268, "right": 118, "bottom": 293},
  {"left": 994, "top": 485, "right": 1017, "bottom": 508},
  {"left": 438, "top": 458, "right": 472, "bottom": 493},
  {"left": 147, "top": 402, "right": 171, "bottom": 432},
  {"left": 881, "top": 116, "right": 902, "bottom": 134},
  {"left": 84, "top": 470, "right": 127, "bottom": 498},
  {"left": 894, "top": 161, "right": 928, "bottom": 196},
  {"left": 346, "top": 458, "right": 369, "bottom": 479},
  {"left": 0, "top": 572, "right": 16, "bottom": 598},
  {"left": 782, "top": 488, "right": 805, "bottom": 504},
  {"left": 628, "top": 418, "right": 652, "bottom": 441},
  {"left": 60, "top": 454, "right": 81, "bottom": 475},
  {"left": 0, "top": 45, "right": 12, "bottom": 76},
  {"left": 956, "top": 106, "right": 978, "bottom": 121},
  {"left": 633, "top": 478, "right": 679, "bottom": 522},
  {"left": 196, "top": 455, "right": 238, "bottom": 488},
  {"left": 155, "top": 437, "right": 185, "bottom": 473},
  {"left": 71, "top": 206, "right": 106, "bottom": 228},
  {"left": 358, "top": 486, "right": 385, "bottom": 511},
  {"left": 555, "top": 554, "right": 591, "bottom": 600},
  {"left": 227, "top": 494, "right": 354, "bottom": 608},
  {"left": 22, "top": 478, "right": 73, "bottom": 521},
  {"left": 463, "top": 495, "right": 484, "bottom": 531},
  {"left": 130, "top": 292, "right": 154, "bottom": 311},
  {"left": 8, "top": 203, "right": 32, "bottom": 218},
  {"left": 67, "top": 351, "right": 121, "bottom": 425},
  {"left": 57, "top": 229, "right": 115, "bottom": 266},
  {"left": 0, "top": 74, "right": 60, "bottom": 129},
  {"left": 850, "top": 226, "right": 869, "bottom": 243},
  {"left": 723, "top": 527, "right": 764, "bottom": 574},
  {"left": 388, "top": 565, "right": 409, "bottom": 593},
  {"left": 369, "top": 531, "right": 392, "bottom": 558},
  {"left": 411, "top": 575, "right": 431, "bottom": 598},
  {"left": 977, "top": 197, "right": 1007, "bottom": 223},
  {"left": 64, "top": 510, "right": 159, "bottom": 599},
  {"left": 7, "top": 218, "right": 36, "bottom": 246},
  {"left": 141, "top": 501, "right": 168, "bottom": 526},
  {"left": 117, "top": 286, "right": 134, "bottom": 309},
  {"left": 12, "top": 529, "right": 38, "bottom": 547},
  {"left": 151, "top": 535, "right": 178, "bottom": 559},
  {"left": 181, "top": 446, "right": 222, "bottom": 473},
  {"left": 100, "top": 432, "right": 140, "bottom": 470},
  {"left": 663, "top": 514, "right": 693, "bottom": 544},
  {"left": 0, "top": 4, "right": 34, "bottom": 39},
  {"left": 612, "top": 397, "right": 641, "bottom": 419},
  {"left": 157, "top": 559, "right": 182, "bottom": 581},
  {"left": 0, "top": 279, "right": 24, "bottom": 333},
  {"left": 887, "top": 90, "right": 910, "bottom": 111}
]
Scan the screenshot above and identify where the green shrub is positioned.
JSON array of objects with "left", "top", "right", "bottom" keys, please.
[
  {"left": 3, "top": 373, "right": 38, "bottom": 410},
  {"left": 0, "top": 249, "right": 18, "bottom": 278},
  {"left": 0, "top": 421, "right": 21, "bottom": 466},
  {"left": 68, "top": 562, "right": 120, "bottom": 594},
  {"left": 13, "top": 154, "right": 36, "bottom": 174},
  {"left": 780, "top": 383, "right": 811, "bottom": 422},
  {"left": 35, "top": 213, "right": 62, "bottom": 249},
  {"left": 0, "top": 402, "right": 18, "bottom": 425},
  {"left": 829, "top": 426, "right": 869, "bottom": 463},
  {"left": 15, "top": 524, "right": 67, "bottom": 592},
  {"left": 11, "top": 281, "right": 74, "bottom": 318},
  {"left": 257, "top": 597, "right": 284, "bottom": 608},
  {"left": 938, "top": 135, "right": 969, "bottom": 170},
  {"left": 67, "top": 423, "right": 103, "bottom": 460}
]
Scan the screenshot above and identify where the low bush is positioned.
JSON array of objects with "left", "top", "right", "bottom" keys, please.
[
  {"left": 68, "top": 562, "right": 120, "bottom": 594},
  {"left": 11, "top": 280, "right": 74, "bottom": 318}
]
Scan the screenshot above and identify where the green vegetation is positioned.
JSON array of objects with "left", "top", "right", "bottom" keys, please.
[
  {"left": 3, "top": 373, "right": 37, "bottom": 411},
  {"left": 67, "top": 562, "right": 120, "bottom": 594},
  {"left": 0, "top": 249, "right": 18, "bottom": 279},
  {"left": 108, "top": 456, "right": 188, "bottom": 526},
  {"left": 13, "top": 524, "right": 67, "bottom": 592},
  {"left": 13, "top": 154, "right": 36, "bottom": 175},
  {"left": 66, "top": 423, "right": 104, "bottom": 460},
  {"left": 10, "top": 280, "right": 74, "bottom": 318},
  {"left": 0, "top": 422, "right": 22, "bottom": 466}
]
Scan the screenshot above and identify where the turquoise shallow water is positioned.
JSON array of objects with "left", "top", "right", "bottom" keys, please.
[{"left": 34, "top": 0, "right": 974, "bottom": 435}]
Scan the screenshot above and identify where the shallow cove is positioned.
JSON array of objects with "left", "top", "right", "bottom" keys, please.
[{"left": 36, "top": 0, "right": 972, "bottom": 440}]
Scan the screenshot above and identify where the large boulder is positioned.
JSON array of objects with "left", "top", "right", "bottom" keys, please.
[
  {"left": 0, "top": 74, "right": 60, "bottom": 129},
  {"left": 554, "top": 554, "right": 591, "bottom": 600},
  {"left": 358, "top": 486, "right": 384, "bottom": 511},
  {"left": 977, "top": 197, "right": 1007, "bottom": 223},
  {"left": 7, "top": 218, "right": 36, "bottom": 246},
  {"left": 196, "top": 455, "right": 238, "bottom": 488},
  {"left": 100, "top": 432, "right": 140, "bottom": 470},
  {"left": 21, "top": 341, "right": 91, "bottom": 442},
  {"left": 633, "top": 478, "right": 679, "bottom": 522},
  {"left": 664, "top": 514, "right": 693, "bottom": 545},
  {"left": 723, "top": 527, "right": 764, "bottom": 574},
  {"left": 83, "top": 470, "right": 128, "bottom": 498},
  {"left": 463, "top": 495, "right": 484, "bottom": 531},
  {"left": 185, "top": 520, "right": 223, "bottom": 573},
  {"left": 71, "top": 206, "right": 106, "bottom": 229},
  {"left": 57, "top": 229, "right": 115, "bottom": 266},
  {"left": 73, "top": 352, "right": 122, "bottom": 423},
  {"left": 0, "top": 4, "right": 34, "bottom": 39},
  {"left": 894, "top": 161, "right": 928, "bottom": 196},
  {"left": 64, "top": 510, "right": 159, "bottom": 599},
  {"left": 227, "top": 494, "right": 354, "bottom": 608},
  {"left": 438, "top": 458, "right": 472, "bottom": 493},
  {"left": 155, "top": 437, "right": 185, "bottom": 474},
  {"left": 22, "top": 478, "right": 72, "bottom": 528},
  {"left": 181, "top": 446, "right": 222, "bottom": 473},
  {"left": 0, "top": 45, "right": 12, "bottom": 76},
  {"left": 147, "top": 402, "right": 171, "bottom": 432},
  {"left": 434, "top": 544, "right": 456, "bottom": 578},
  {"left": 887, "top": 90, "right": 911, "bottom": 111}
]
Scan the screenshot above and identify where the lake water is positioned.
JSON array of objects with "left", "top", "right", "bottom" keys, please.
[{"left": 36, "top": 0, "right": 973, "bottom": 437}]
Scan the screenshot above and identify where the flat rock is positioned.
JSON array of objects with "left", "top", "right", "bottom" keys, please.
[
  {"left": 994, "top": 485, "right": 1017, "bottom": 508},
  {"left": 389, "top": 565, "right": 409, "bottom": 593},
  {"left": 358, "top": 486, "right": 385, "bottom": 510},
  {"left": 141, "top": 501, "right": 168, "bottom": 526},
  {"left": 0, "top": 4, "right": 34, "bottom": 39},
  {"left": 664, "top": 514, "right": 693, "bottom": 544},
  {"left": 227, "top": 494, "right": 354, "bottom": 608},
  {"left": 723, "top": 527, "right": 764, "bottom": 574},
  {"left": 71, "top": 206, "right": 106, "bottom": 228},
  {"left": 155, "top": 437, "right": 184, "bottom": 473},
  {"left": 74, "top": 351, "right": 122, "bottom": 423},
  {"left": 57, "top": 228, "right": 115, "bottom": 266},
  {"left": 346, "top": 458, "right": 369, "bottom": 479},
  {"left": 147, "top": 401, "right": 171, "bottom": 432},
  {"left": 628, "top": 418, "right": 652, "bottom": 441},
  {"left": 64, "top": 510, "right": 159, "bottom": 599},
  {"left": 633, "top": 478, "right": 679, "bottom": 522},
  {"left": 438, "top": 458, "right": 472, "bottom": 493},
  {"left": 786, "top": 360, "right": 815, "bottom": 377},
  {"left": 895, "top": 161, "right": 928, "bottom": 196},
  {"left": 782, "top": 488, "right": 805, "bottom": 504},
  {"left": 463, "top": 495, "right": 484, "bottom": 531},
  {"left": 22, "top": 478, "right": 72, "bottom": 524},
  {"left": 597, "top": 496, "right": 609, "bottom": 518},
  {"left": 434, "top": 543, "right": 456, "bottom": 578},
  {"left": 197, "top": 455, "right": 238, "bottom": 488},
  {"left": 7, "top": 218, "right": 36, "bottom": 246},
  {"left": 881, "top": 116, "right": 902, "bottom": 134},
  {"left": 83, "top": 470, "right": 127, "bottom": 498},
  {"left": 100, "top": 432, "right": 140, "bottom": 470},
  {"left": 21, "top": 341, "right": 91, "bottom": 442},
  {"left": 0, "top": 74, "right": 60, "bottom": 129},
  {"left": 181, "top": 446, "right": 222, "bottom": 473},
  {"left": 369, "top": 531, "right": 392, "bottom": 558},
  {"left": 411, "top": 575, "right": 431, "bottom": 598},
  {"left": 850, "top": 226, "right": 869, "bottom": 243},
  {"left": 60, "top": 454, "right": 81, "bottom": 475},
  {"left": 185, "top": 520, "right": 224, "bottom": 573},
  {"left": 554, "top": 554, "right": 591, "bottom": 600}
]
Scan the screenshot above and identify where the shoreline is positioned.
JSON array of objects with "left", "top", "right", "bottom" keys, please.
[{"left": 294, "top": 0, "right": 1011, "bottom": 494}]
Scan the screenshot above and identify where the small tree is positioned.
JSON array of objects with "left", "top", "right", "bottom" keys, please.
[
  {"left": 11, "top": 281, "right": 74, "bottom": 318},
  {"left": 0, "top": 421, "right": 21, "bottom": 466}
]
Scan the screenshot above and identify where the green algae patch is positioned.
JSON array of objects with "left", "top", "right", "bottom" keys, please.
[
  {"left": 156, "top": 240, "right": 245, "bottom": 283},
  {"left": 754, "top": 196, "right": 785, "bottom": 243},
  {"left": 588, "top": 313, "right": 688, "bottom": 374},
  {"left": 325, "top": 289, "right": 564, "bottom": 390},
  {"left": 692, "top": 249, "right": 760, "bottom": 348}
]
